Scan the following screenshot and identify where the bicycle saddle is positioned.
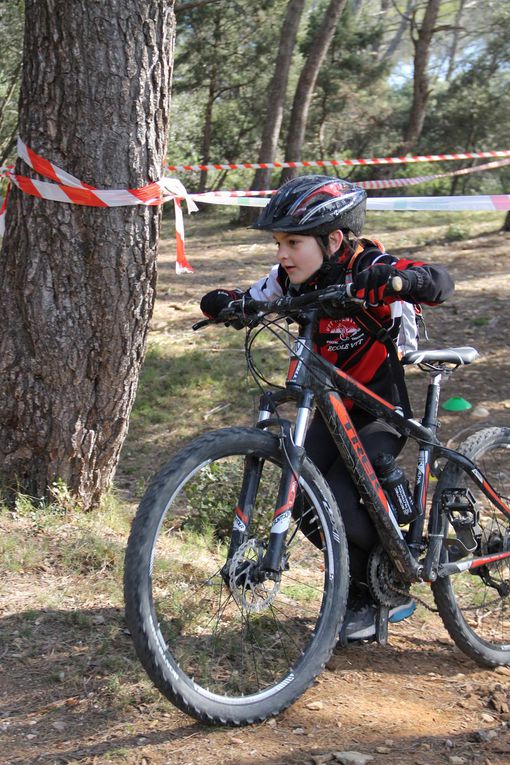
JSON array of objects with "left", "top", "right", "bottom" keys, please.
[{"left": 401, "top": 347, "right": 479, "bottom": 366}]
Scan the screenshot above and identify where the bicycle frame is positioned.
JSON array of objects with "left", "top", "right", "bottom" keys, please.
[{"left": 241, "top": 307, "right": 510, "bottom": 585}]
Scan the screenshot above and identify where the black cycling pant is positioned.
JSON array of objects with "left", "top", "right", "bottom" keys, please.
[{"left": 295, "top": 411, "right": 405, "bottom": 584}]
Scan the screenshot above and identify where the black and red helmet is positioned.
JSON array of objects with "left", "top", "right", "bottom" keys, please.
[{"left": 252, "top": 175, "right": 367, "bottom": 237}]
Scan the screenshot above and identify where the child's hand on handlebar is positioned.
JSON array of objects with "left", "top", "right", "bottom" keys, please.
[
  {"left": 200, "top": 289, "right": 244, "bottom": 319},
  {"left": 351, "top": 265, "right": 415, "bottom": 306}
]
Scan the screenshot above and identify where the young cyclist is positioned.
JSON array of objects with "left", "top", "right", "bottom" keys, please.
[{"left": 200, "top": 175, "right": 454, "bottom": 642}]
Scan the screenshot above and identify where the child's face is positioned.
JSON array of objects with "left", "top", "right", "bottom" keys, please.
[{"left": 273, "top": 232, "right": 324, "bottom": 285}]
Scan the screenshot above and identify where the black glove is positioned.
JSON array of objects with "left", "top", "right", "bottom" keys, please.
[
  {"left": 352, "top": 265, "right": 416, "bottom": 306},
  {"left": 200, "top": 289, "right": 243, "bottom": 318}
]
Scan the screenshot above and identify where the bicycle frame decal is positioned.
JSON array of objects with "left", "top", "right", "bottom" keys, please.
[
  {"left": 271, "top": 476, "right": 298, "bottom": 534},
  {"left": 415, "top": 451, "right": 431, "bottom": 513},
  {"left": 328, "top": 392, "right": 392, "bottom": 516},
  {"left": 441, "top": 549, "right": 510, "bottom": 576},
  {"left": 287, "top": 338, "right": 308, "bottom": 386},
  {"left": 233, "top": 506, "right": 249, "bottom": 532},
  {"left": 334, "top": 367, "right": 397, "bottom": 412}
]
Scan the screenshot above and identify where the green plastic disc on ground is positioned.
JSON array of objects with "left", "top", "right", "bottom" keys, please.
[{"left": 442, "top": 396, "right": 472, "bottom": 412}]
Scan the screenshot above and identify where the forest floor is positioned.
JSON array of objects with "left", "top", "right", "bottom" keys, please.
[{"left": 1, "top": 210, "right": 510, "bottom": 765}]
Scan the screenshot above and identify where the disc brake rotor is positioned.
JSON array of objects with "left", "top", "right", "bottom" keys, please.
[{"left": 229, "top": 539, "right": 280, "bottom": 613}]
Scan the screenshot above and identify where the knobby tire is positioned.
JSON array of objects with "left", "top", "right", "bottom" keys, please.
[
  {"left": 123, "top": 427, "right": 348, "bottom": 725},
  {"left": 432, "top": 426, "right": 510, "bottom": 666}
]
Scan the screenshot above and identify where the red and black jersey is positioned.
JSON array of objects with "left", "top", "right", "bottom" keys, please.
[{"left": 248, "top": 237, "right": 454, "bottom": 413}]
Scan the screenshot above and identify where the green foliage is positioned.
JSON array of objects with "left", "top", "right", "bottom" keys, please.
[
  {"left": 181, "top": 457, "right": 277, "bottom": 541},
  {"left": 0, "top": 0, "right": 23, "bottom": 162},
  {"left": 444, "top": 223, "right": 469, "bottom": 242}
]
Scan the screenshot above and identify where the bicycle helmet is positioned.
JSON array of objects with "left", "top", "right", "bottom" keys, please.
[{"left": 251, "top": 175, "right": 367, "bottom": 237}]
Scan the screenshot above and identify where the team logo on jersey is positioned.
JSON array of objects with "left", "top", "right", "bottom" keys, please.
[{"left": 322, "top": 317, "right": 360, "bottom": 339}]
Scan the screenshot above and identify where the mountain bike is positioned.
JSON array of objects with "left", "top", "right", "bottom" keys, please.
[{"left": 124, "top": 284, "right": 510, "bottom": 726}]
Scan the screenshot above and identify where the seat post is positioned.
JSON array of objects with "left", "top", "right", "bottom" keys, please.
[{"left": 422, "top": 369, "right": 444, "bottom": 436}]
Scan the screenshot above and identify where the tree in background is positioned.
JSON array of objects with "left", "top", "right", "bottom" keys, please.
[
  {"left": 398, "top": 0, "right": 442, "bottom": 155},
  {"left": 0, "top": 0, "right": 175, "bottom": 509},
  {"left": 172, "top": 0, "right": 283, "bottom": 193},
  {"left": 280, "top": 0, "right": 348, "bottom": 183},
  {"left": 239, "top": 0, "right": 306, "bottom": 224},
  {"left": 305, "top": 5, "right": 389, "bottom": 162}
]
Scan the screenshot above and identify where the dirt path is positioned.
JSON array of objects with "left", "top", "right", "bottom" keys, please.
[{"left": 1, "top": 215, "right": 510, "bottom": 765}]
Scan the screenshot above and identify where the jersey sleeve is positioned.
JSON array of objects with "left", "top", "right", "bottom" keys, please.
[{"left": 248, "top": 264, "right": 285, "bottom": 301}]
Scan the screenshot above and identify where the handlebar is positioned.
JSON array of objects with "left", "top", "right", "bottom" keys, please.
[{"left": 192, "top": 276, "right": 403, "bottom": 331}]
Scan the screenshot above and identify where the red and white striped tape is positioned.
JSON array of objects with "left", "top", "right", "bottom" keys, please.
[
  {"left": 167, "top": 149, "right": 510, "bottom": 173},
  {"left": 0, "top": 138, "right": 198, "bottom": 272},
  {"left": 184, "top": 157, "right": 510, "bottom": 200},
  {"left": 2, "top": 140, "right": 509, "bottom": 275}
]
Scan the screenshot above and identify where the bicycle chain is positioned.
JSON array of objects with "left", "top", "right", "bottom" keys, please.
[
  {"left": 372, "top": 555, "right": 509, "bottom": 614},
  {"left": 368, "top": 546, "right": 438, "bottom": 613}
]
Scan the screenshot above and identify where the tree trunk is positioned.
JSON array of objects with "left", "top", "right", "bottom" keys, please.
[
  {"left": 378, "top": 0, "right": 417, "bottom": 62},
  {"left": 0, "top": 0, "right": 175, "bottom": 509},
  {"left": 281, "top": 0, "right": 348, "bottom": 184},
  {"left": 399, "top": 0, "right": 441, "bottom": 155},
  {"left": 239, "top": 0, "right": 305, "bottom": 225},
  {"left": 373, "top": 0, "right": 441, "bottom": 188},
  {"left": 503, "top": 212, "right": 510, "bottom": 232},
  {"left": 445, "top": 0, "right": 466, "bottom": 81},
  {"left": 198, "top": 12, "right": 220, "bottom": 193}
]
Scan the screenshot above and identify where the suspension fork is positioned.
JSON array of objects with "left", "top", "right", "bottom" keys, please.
[
  {"left": 260, "top": 418, "right": 307, "bottom": 577},
  {"left": 257, "top": 320, "right": 317, "bottom": 577},
  {"left": 224, "top": 389, "right": 314, "bottom": 574}
]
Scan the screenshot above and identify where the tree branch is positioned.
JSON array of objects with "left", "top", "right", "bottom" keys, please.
[{"left": 175, "top": 0, "right": 222, "bottom": 12}]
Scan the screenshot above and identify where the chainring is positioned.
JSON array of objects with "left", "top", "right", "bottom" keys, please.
[
  {"left": 367, "top": 544, "right": 410, "bottom": 608},
  {"left": 229, "top": 538, "right": 280, "bottom": 613}
]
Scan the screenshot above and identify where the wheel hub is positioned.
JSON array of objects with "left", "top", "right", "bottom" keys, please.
[{"left": 229, "top": 539, "right": 281, "bottom": 613}]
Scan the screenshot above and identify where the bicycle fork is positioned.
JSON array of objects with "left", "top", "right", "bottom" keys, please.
[{"left": 224, "top": 391, "right": 313, "bottom": 582}]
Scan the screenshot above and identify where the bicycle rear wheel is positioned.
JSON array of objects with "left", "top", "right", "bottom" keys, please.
[
  {"left": 432, "top": 427, "right": 510, "bottom": 665},
  {"left": 124, "top": 427, "right": 348, "bottom": 724}
]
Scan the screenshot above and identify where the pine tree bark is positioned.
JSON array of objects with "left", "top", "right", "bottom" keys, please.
[
  {"left": 281, "top": 0, "right": 348, "bottom": 184},
  {"left": 0, "top": 0, "right": 175, "bottom": 509}
]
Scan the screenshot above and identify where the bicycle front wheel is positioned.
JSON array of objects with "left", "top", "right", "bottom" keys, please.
[
  {"left": 432, "top": 427, "right": 510, "bottom": 665},
  {"left": 124, "top": 427, "right": 348, "bottom": 725}
]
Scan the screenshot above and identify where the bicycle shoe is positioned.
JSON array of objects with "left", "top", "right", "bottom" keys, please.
[
  {"left": 388, "top": 599, "right": 416, "bottom": 623},
  {"left": 339, "top": 587, "right": 378, "bottom": 642}
]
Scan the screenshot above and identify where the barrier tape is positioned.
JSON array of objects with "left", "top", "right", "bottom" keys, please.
[
  {"left": 183, "top": 158, "right": 510, "bottom": 198},
  {"left": 1, "top": 140, "right": 508, "bottom": 275},
  {"left": 187, "top": 193, "right": 510, "bottom": 211},
  {"left": 0, "top": 138, "right": 197, "bottom": 272},
  {"left": 187, "top": 157, "right": 510, "bottom": 199},
  {"left": 366, "top": 195, "right": 510, "bottom": 212},
  {"left": 167, "top": 148, "right": 510, "bottom": 173}
]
